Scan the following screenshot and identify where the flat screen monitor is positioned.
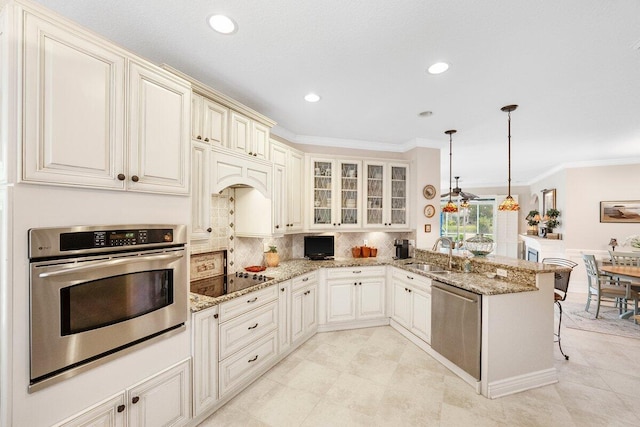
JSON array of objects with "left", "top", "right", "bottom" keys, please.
[{"left": 304, "top": 236, "right": 335, "bottom": 260}]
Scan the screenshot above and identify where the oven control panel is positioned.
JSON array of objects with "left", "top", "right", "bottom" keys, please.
[{"left": 29, "top": 225, "right": 186, "bottom": 259}]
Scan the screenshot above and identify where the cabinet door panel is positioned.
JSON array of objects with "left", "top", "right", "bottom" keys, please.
[
  {"left": 287, "top": 149, "right": 305, "bottom": 231},
  {"left": 358, "top": 279, "right": 385, "bottom": 319},
  {"left": 190, "top": 141, "right": 210, "bottom": 241},
  {"left": 326, "top": 281, "right": 356, "bottom": 323},
  {"left": 291, "top": 287, "right": 305, "bottom": 343},
  {"left": 202, "top": 99, "right": 228, "bottom": 146},
  {"left": 303, "top": 286, "right": 318, "bottom": 333},
  {"left": 127, "top": 360, "right": 191, "bottom": 427},
  {"left": 230, "top": 112, "right": 250, "bottom": 154},
  {"left": 411, "top": 288, "right": 431, "bottom": 343},
  {"left": 23, "top": 12, "right": 125, "bottom": 188},
  {"left": 57, "top": 393, "right": 125, "bottom": 427},
  {"left": 128, "top": 61, "right": 190, "bottom": 194},
  {"left": 192, "top": 308, "right": 218, "bottom": 417},
  {"left": 251, "top": 122, "right": 269, "bottom": 159},
  {"left": 391, "top": 282, "right": 411, "bottom": 327}
]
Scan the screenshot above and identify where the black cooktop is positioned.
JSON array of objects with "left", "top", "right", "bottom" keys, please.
[{"left": 190, "top": 271, "right": 273, "bottom": 298}]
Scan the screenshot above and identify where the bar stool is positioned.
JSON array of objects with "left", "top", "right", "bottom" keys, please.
[{"left": 543, "top": 257, "right": 577, "bottom": 360}]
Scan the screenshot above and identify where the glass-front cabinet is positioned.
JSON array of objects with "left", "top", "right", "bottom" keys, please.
[
  {"left": 310, "top": 158, "right": 362, "bottom": 229},
  {"left": 364, "top": 161, "right": 409, "bottom": 229}
]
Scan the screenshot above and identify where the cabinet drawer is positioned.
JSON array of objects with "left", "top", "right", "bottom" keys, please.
[
  {"left": 326, "top": 266, "right": 385, "bottom": 279},
  {"left": 219, "top": 285, "right": 278, "bottom": 321},
  {"left": 219, "top": 301, "right": 278, "bottom": 360},
  {"left": 219, "top": 331, "right": 278, "bottom": 397},
  {"left": 393, "top": 268, "right": 432, "bottom": 288},
  {"left": 292, "top": 271, "right": 317, "bottom": 291}
]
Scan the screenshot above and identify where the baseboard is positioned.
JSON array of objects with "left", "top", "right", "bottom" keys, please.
[
  {"left": 487, "top": 368, "right": 558, "bottom": 399},
  {"left": 317, "top": 317, "right": 389, "bottom": 333}
]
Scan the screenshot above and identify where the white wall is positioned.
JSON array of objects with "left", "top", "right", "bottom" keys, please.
[{"left": 407, "top": 147, "right": 441, "bottom": 250}]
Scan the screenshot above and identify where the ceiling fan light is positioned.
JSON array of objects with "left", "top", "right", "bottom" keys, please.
[
  {"left": 460, "top": 199, "right": 470, "bottom": 209},
  {"left": 498, "top": 196, "right": 519, "bottom": 211}
]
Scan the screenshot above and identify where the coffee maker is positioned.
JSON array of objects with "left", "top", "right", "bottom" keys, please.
[{"left": 394, "top": 239, "right": 410, "bottom": 259}]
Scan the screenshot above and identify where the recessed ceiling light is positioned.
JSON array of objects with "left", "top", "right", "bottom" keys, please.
[
  {"left": 418, "top": 111, "right": 433, "bottom": 117},
  {"left": 208, "top": 15, "right": 237, "bottom": 34},
  {"left": 427, "top": 62, "right": 449, "bottom": 75},
  {"left": 304, "top": 93, "right": 321, "bottom": 103}
]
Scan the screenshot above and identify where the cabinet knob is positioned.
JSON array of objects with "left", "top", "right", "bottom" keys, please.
[
  {"left": 337, "top": 223, "right": 341, "bottom": 226},
  {"left": 131, "top": 175, "right": 139, "bottom": 182},
  {"left": 196, "top": 135, "right": 202, "bottom": 140},
  {"left": 132, "top": 396, "right": 140, "bottom": 404},
  {"left": 275, "top": 225, "right": 280, "bottom": 229},
  {"left": 333, "top": 223, "right": 336, "bottom": 226},
  {"left": 253, "top": 153, "right": 257, "bottom": 157},
  {"left": 117, "top": 173, "right": 126, "bottom": 181},
  {"left": 248, "top": 151, "right": 253, "bottom": 155},
  {"left": 359, "top": 282, "right": 362, "bottom": 285},
  {"left": 213, "top": 313, "right": 218, "bottom": 319},
  {"left": 204, "top": 137, "right": 209, "bottom": 142},
  {"left": 117, "top": 404, "right": 126, "bottom": 413},
  {"left": 207, "top": 227, "right": 212, "bottom": 232},
  {"left": 281, "top": 288, "right": 285, "bottom": 292}
]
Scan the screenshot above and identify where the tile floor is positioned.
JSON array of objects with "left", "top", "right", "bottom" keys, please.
[{"left": 198, "top": 292, "right": 640, "bottom": 426}]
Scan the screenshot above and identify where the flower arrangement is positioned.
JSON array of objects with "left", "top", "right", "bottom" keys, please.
[
  {"left": 624, "top": 235, "right": 640, "bottom": 250},
  {"left": 544, "top": 208, "right": 560, "bottom": 232}
]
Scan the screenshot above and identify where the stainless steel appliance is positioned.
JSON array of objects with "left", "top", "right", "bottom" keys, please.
[
  {"left": 394, "top": 239, "right": 410, "bottom": 259},
  {"left": 431, "top": 281, "right": 482, "bottom": 380},
  {"left": 28, "top": 224, "right": 187, "bottom": 391}
]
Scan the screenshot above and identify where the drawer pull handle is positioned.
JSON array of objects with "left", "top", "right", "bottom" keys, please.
[
  {"left": 248, "top": 355, "right": 259, "bottom": 363},
  {"left": 302, "top": 277, "right": 309, "bottom": 282},
  {"left": 407, "top": 275, "right": 414, "bottom": 280},
  {"left": 353, "top": 270, "right": 362, "bottom": 274},
  {"left": 247, "top": 297, "right": 258, "bottom": 303},
  {"left": 248, "top": 323, "right": 259, "bottom": 330}
]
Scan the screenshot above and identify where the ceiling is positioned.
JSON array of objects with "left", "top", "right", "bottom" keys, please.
[{"left": 32, "top": 0, "right": 640, "bottom": 189}]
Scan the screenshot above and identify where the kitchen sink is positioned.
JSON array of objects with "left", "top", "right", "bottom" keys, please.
[{"left": 406, "top": 263, "right": 447, "bottom": 273}]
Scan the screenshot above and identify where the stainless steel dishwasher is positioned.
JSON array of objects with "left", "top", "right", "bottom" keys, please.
[{"left": 431, "top": 281, "right": 481, "bottom": 380}]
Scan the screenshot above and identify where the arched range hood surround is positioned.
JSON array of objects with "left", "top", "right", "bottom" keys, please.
[{"left": 211, "top": 146, "right": 272, "bottom": 198}]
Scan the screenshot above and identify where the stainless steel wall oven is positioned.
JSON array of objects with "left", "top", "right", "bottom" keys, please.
[{"left": 28, "top": 224, "right": 187, "bottom": 391}]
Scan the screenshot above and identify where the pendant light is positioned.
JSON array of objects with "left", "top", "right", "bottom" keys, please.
[
  {"left": 498, "top": 104, "right": 520, "bottom": 211},
  {"left": 442, "top": 130, "right": 458, "bottom": 213}
]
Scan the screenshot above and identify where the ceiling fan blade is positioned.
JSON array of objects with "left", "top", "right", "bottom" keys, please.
[{"left": 460, "top": 191, "right": 479, "bottom": 199}]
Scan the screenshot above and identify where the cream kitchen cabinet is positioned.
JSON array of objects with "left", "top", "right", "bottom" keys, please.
[
  {"left": 391, "top": 269, "right": 432, "bottom": 344},
  {"left": 278, "top": 280, "right": 292, "bottom": 354},
  {"left": 309, "top": 157, "right": 362, "bottom": 230},
  {"left": 363, "top": 161, "right": 409, "bottom": 229},
  {"left": 56, "top": 359, "right": 192, "bottom": 427},
  {"left": 325, "top": 267, "right": 386, "bottom": 325},
  {"left": 270, "top": 140, "right": 305, "bottom": 234},
  {"left": 218, "top": 286, "right": 279, "bottom": 398},
  {"left": 192, "top": 306, "right": 219, "bottom": 418},
  {"left": 229, "top": 111, "right": 270, "bottom": 160},
  {"left": 291, "top": 272, "right": 318, "bottom": 345},
  {"left": 20, "top": 8, "right": 190, "bottom": 195},
  {"left": 190, "top": 141, "right": 211, "bottom": 242},
  {"left": 191, "top": 93, "right": 229, "bottom": 147}
]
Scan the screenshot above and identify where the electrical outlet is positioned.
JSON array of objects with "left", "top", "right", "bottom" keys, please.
[
  {"left": 496, "top": 268, "right": 508, "bottom": 278},
  {"left": 363, "top": 239, "right": 368, "bottom": 246}
]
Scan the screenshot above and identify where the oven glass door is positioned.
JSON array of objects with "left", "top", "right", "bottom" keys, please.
[
  {"left": 30, "top": 247, "right": 187, "bottom": 384},
  {"left": 61, "top": 269, "right": 174, "bottom": 334}
]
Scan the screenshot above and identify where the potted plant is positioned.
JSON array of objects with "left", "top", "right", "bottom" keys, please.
[
  {"left": 545, "top": 208, "right": 560, "bottom": 236},
  {"left": 525, "top": 210, "right": 540, "bottom": 235},
  {"left": 265, "top": 246, "right": 279, "bottom": 267}
]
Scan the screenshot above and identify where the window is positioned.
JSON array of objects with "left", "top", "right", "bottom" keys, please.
[{"left": 440, "top": 197, "right": 496, "bottom": 244}]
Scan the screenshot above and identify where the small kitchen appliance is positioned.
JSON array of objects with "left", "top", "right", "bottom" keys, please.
[{"left": 394, "top": 239, "right": 410, "bottom": 259}]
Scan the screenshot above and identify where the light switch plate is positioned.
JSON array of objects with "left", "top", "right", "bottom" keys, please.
[{"left": 496, "top": 268, "right": 508, "bottom": 278}]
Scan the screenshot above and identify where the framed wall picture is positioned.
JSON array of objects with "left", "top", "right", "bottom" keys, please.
[
  {"left": 542, "top": 188, "right": 556, "bottom": 214},
  {"left": 600, "top": 200, "right": 640, "bottom": 223},
  {"left": 424, "top": 224, "right": 432, "bottom": 233},
  {"left": 423, "top": 184, "right": 436, "bottom": 199}
]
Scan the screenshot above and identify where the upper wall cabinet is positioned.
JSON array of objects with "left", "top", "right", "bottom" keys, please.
[
  {"left": 191, "top": 92, "right": 229, "bottom": 147},
  {"left": 363, "top": 161, "right": 409, "bottom": 229},
  {"left": 229, "top": 111, "right": 270, "bottom": 160},
  {"left": 19, "top": 6, "right": 191, "bottom": 194},
  {"left": 270, "top": 140, "right": 305, "bottom": 234}
]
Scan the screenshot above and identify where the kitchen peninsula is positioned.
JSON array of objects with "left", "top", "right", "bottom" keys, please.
[{"left": 188, "top": 249, "right": 559, "bottom": 422}]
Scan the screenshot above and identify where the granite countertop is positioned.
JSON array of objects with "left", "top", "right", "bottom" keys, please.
[{"left": 189, "top": 254, "right": 555, "bottom": 312}]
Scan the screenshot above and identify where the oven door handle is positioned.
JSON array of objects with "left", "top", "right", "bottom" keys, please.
[{"left": 37, "top": 252, "right": 184, "bottom": 278}]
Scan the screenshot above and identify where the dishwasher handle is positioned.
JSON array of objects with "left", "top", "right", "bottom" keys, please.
[{"left": 432, "top": 285, "right": 477, "bottom": 304}]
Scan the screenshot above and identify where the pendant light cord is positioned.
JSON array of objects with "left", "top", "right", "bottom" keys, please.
[{"left": 507, "top": 109, "right": 512, "bottom": 197}]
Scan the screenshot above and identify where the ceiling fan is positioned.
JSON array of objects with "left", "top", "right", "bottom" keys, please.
[{"left": 442, "top": 176, "right": 479, "bottom": 201}]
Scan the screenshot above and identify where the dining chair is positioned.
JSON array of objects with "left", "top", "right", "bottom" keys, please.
[
  {"left": 583, "top": 254, "right": 638, "bottom": 319},
  {"left": 542, "top": 257, "right": 577, "bottom": 360},
  {"left": 609, "top": 250, "right": 640, "bottom": 267}
]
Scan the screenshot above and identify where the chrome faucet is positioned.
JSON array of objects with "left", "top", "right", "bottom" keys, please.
[{"left": 432, "top": 237, "right": 454, "bottom": 270}]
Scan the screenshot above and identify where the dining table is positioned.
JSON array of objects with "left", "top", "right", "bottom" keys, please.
[{"left": 600, "top": 265, "right": 640, "bottom": 319}]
